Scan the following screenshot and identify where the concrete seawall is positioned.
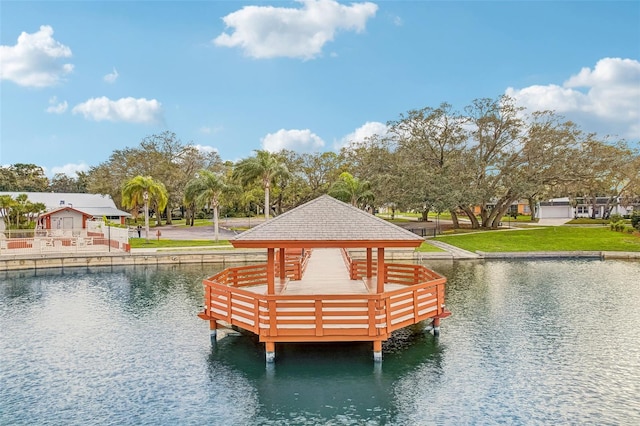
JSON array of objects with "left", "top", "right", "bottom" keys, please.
[
  {"left": 0, "top": 249, "right": 637, "bottom": 273},
  {"left": 0, "top": 248, "right": 434, "bottom": 272},
  {"left": 0, "top": 250, "right": 267, "bottom": 272}
]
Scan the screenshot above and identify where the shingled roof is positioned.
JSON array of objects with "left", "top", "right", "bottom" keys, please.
[{"left": 231, "top": 195, "right": 423, "bottom": 248}]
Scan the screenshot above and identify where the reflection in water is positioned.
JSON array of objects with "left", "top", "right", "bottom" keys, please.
[{"left": 1, "top": 260, "right": 639, "bottom": 424}]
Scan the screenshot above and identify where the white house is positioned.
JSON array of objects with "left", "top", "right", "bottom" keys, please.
[
  {"left": 0, "top": 192, "right": 130, "bottom": 232},
  {"left": 536, "top": 198, "right": 574, "bottom": 219},
  {"left": 574, "top": 196, "right": 635, "bottom": 218}
]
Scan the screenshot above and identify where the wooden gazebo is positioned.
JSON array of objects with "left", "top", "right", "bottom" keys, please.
[{"left": 198, "top": 195, "right": 449, "bottom": 362}]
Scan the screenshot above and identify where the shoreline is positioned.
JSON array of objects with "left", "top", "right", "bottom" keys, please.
[{"left": 0, "top": 247, "right": 638, "bottom": 273}]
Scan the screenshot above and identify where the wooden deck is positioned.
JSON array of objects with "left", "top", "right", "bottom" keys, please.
[
  {"left": 245, "top": 248, "right": 405, "bottom": 295},
  {"left": 200, "top": 249, "right": 446, "bottom": 337},
  {"left": 199, "top": 195, "right": 449, "bottom": 362}
]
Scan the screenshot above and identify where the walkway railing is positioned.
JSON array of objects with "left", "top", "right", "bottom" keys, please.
[
  {"left": 274, "top": 249, "right": 311, "bottom": 280},
  {"left": 0, "top": 226, "right": 130, "bottom": 256},
  {"left": 201, "top": 251, "right": 446, "bottom": 341}
]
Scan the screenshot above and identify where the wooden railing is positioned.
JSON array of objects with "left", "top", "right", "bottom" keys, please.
[
  {"left": 0, "top": 235, "right": 128, "bottom": 254},
  {"left": 201, "top": 254, "right": 447, "bottom": 341},
  {"left": 208, "top": 264, "right": 269, "bottom": 289},
  {"left": 274, "top": 249, "right": 312, "bottom": 280}
]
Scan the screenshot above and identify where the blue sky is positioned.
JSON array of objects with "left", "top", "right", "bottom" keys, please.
[{"left": 1, "top": 0, "right": 639, "bottom": 177}]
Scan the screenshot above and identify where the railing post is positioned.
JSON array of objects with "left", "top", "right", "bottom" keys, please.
[
  {"left": 315, "top": 300, "right": 323, "bottom": 337},
  {"left": 221, "top": 287, "right": 231, "bottom": 325},
  {"left": 368, "top": 299, "right": 376, "bottom": 336},
  {"left": 268, "top": 300, "right": 277, "bottom": 337}
]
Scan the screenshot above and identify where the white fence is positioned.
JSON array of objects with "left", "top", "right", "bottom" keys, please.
[{"left": 0, "top": 223, "right": 130, "bottom": 256}]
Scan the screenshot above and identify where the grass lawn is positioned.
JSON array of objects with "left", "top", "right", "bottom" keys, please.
[
  {"left": 435, "top": 226, "right": 640, "bottom": 252},
  {"left": 168, "top": 219, "right": 213, "bottom": 227},
  {"left": 416, "top": 242, "right": 446, "bottom": 252},
  {"left": 567, "top": 218, "right": 610, "bottom": 225},
  {"left": 130, "top": 239, "right": 230, "bottom": 249}
]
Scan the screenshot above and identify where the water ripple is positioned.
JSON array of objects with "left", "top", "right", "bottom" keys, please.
[{"left": 1, "top": 260, "right": 639, "bottom": 425}]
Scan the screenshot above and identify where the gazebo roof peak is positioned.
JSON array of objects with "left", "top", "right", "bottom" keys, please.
[{"left": 231, "top": 194, "right": 423, "bottom": 248}]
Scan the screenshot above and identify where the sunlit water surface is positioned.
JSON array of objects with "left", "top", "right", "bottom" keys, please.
[{"left": 1, "top": 260, "right": 639, "bottom": 425}]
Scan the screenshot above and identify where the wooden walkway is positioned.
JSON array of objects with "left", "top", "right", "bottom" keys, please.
[
  {"left": 286, "top": 248, "right": 368, "bottom": 294},
  {"left": 245, "top": 248, "right": 405, "bottom": 295}
]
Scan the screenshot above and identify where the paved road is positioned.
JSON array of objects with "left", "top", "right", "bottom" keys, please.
[{"left": 148, "top": 217, "right": 267, "bottom": 240}]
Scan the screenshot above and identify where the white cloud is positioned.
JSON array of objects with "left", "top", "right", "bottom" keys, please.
[
  {"left": 72, "top": 96, "right": 163, "bottom": 123},
  {"left": 213, "top": 0, "right": 378, "bottom": 59},
  {"left": 336, "top": 121, "right": 388, "bottom": 150},
  {"left": 506, "top": 57, "right": 640, "bottom": 139},
  {"left": 46, "top": 96, "right": 68, "bottom": 114},
  {"left": 50, "top": 162, "right": 89, "bottom": 177},
  {"left": 0, "top": 25, "right": 74, "bottom": 87},
  {"left": 194, "top": 144, "right": 218, "bottom": 154},
  {"left": 103, "top": 67, "right": 119, "bottom": 83},
  {"left": 261, "top": 129, "right": 325, "bottom": 152}
]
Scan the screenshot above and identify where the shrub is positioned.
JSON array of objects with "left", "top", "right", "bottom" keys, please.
[
  {"left": 625, "top": 226, "right": 635, "bottom": 234},
  {"left": 614, "top": 220, "right": 626, "bottom": 232},
  {"left": 631, "top": 212, "right": 640, "bottom": 229},
  {"left": 609, "top": 213, "right": 623, "bottom": 223}
]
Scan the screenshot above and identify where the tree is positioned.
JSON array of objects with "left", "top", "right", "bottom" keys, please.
[
  {"left": 0, "top": 167, "right": 17, "bottom": 191},
  {"left": 232, "top": 150, "right": 290, "bottom": 219},
  {"left": 121, "top": 176, "right": 168, "bottom": 241},
  {"left": 329, "top": 172, "right": 374, "bottom": 209},
  {"left": 0, "top": 164, "right": 49, "bottom": 192},
  {"left": 389, "top": 103, "right": 468, "bottom": 224},
  {"left": 183, "top": 170, "right": 235, "bottom": 241},
  {"left": 341, "top": 135, "right": 402, "bottom": 217},
  {"left": 87, "top": 131, "right": 222, "bottom": 222},
  {"left": 0, "top": 194, "right": 45, "bottom": 230},
  {"left": 0, "top": 195, "right": 16, "bottom": 229},
  {"left": 49, "top": 173, "right": 88, "bottom": 193}
]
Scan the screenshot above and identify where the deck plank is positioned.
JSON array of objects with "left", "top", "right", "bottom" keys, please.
[
  {"left": 242, "top": 249, "right": 410, "bottom": 295},
  {"left": 284, "top": 248, "right": 368, "bottom": 295}
]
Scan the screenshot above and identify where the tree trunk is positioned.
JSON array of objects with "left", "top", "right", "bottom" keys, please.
[
  {"left": 165, "top": 205, "right": 172, "bottom": 225},
  {"left": 479, "top": 203, "right": 489, "bottom": 227},
  {"left": 144, "top": 201, "right": 150, "bottom": 242},
  {"left": 449, "top": 209, "right": 460, "bottom": 229},
  {"left": 461, "top": 206, "right": 480, "bottom": 228},
  {"left": 491, "top": 197, "right": 517, "bottom": 228},
  {"left": 528, "top": 197, "right": 537, "bottom": 220},
  {"left": 264, "top": 185, "right": 270, "bottom": 219},
  {"left": 213, "top": 204, "right": 219, "bottom": 242},
  {"left": 486, "top": 195, "right": 516, "bottom": 228},
  {"left": 421, "top": 208, "right": 430, "bottom": 222}
]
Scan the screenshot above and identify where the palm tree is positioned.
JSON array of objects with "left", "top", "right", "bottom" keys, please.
[
  {"left": 184, "top": 170, "right": 233, "bottom": 241},
  {"left": 329, "top": 172, "right": 375, "bottom": 209},
  {"left": 0, "top": 195, "right": 17, "bottom": 231},
  {"left": 232, "top": 150, "right": 290, "bottom": 219},
  {"left": 121, "top": 175, "right": 168, "bottom": 241}
]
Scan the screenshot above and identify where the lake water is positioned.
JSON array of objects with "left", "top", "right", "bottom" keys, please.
[{"left": 1, "top": 260, "right": 639, "bottom": 425}]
